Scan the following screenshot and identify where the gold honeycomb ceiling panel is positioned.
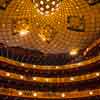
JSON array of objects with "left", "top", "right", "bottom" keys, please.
[{"left": 0, "top": 0, "right": 100, "bottom": 53}]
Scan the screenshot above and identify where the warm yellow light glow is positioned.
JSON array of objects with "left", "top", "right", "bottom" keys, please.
[
  {"left": 21, "top": 63, "right": 25, "bottom": 66},
  {"left": 20, "top": 75, "right": 24, "bottom": 79},
  {"left": 38, "top": 34, "right": 47, "bottom": 42},
  {"left": 56, "top": 66, "right": 59, "bottom": 69},
  {"left": 46, "top": 5, "right": 50, "bottom": 9},
  {"left": 45, "top": 78, "right": 49, "bottom": 82},
  {"left": 77, "top": 62, "right": 82, "bottom": 66},
  {"left": 51, "top": 8, "right": 55, "bottom": 11},
  {"left": 18, "top": 91, "right": 23, "bottom": 95},
  {"left": 33, "top": 93, "right": 37, "bottom": 97},
  {"left": 33, "top": 65, "right": 36, "bottom": 68},
  {"left": 89, "top": 91, "right": 93, "bottom": 95},
  {"left": 45, "top": 11, "right": 49, "bottom": 14},
  {"left": 96, "top": 72, "right": 100, "bottom": 76},
  {"left": 33, "top": 77, "right": 37, "bottom": 80},
  {"left": 40, "top": 7, "right": 44, "bottom": 11},
  {"left": 61, "top": 93, "right": 65, "bottom": 97},
  {"left": 52, "top": 1, "right": 56, "bottom": 5},
  {"left": 56, "top": 3, "right": 59, "bottom": 7},
  {"left": 33, "top": 0, "right": 61, "bottom": 15},
  {"left": 70, "top": 48, "right": 79, "bottom": 56},
  {"left": 6, "top": 73, "right": 10, "bottom": 76},
  {"left": 35, "top": 3, "right": 39, "bottom": 7},
  {"left": 70, "top": 77, "right": 74, "bottom": 81},
  {"left": 19, "top": 29, "right": 29, "bottom": 37},
  {"left": 40, "top": 1, "right": 44, "bottom": 5}
]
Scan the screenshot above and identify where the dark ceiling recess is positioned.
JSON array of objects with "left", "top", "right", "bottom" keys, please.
[
  {"left": 85, "top": 0, "right": 100, "bottom": 5},
  {"left": 0, "top": 0, "right": 13, "bottom": 10}
]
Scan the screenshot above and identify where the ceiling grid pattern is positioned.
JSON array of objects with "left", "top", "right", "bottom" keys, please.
[{"left": 0, "top": 0, "right": 99, "bottom": 53}]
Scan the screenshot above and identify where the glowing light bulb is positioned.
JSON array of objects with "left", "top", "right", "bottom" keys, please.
[
  {"left": 33, "top": 77, "right": 37, "bottom": 80},
  {"left": 45, "top": 11, "right": 49, "bottom": 14},
  {"left": 70, "top": 77, "right": 74, "bottom": 81},
  {"left": 18, "top": 91, "right": 23, "bottom": 95},
  {"left": 46, "top": 5, "right": 50, "bottom": 9},
  {"left": 33, "top": 65, "right": 36, "bottom": 68},
  {"left": 69, "top": 49, "right": 79, "bottom": 56},
  {"left": 21, "top": 63, "right": 25, "bottom": 66},
  {"left": 61, "top": 93, "right": 65, "bottom": 97},
  {"left": 6, "top": 73, "right": 10, "bottom": 76},
  {"left": 46, "top": 0, "right": 50, "bottom": 2},
  {"left": 20, "top": 75, "right": 24, "bottom": 79},
  {"left": 51, "top": 8, "right": 55, "bottom": 11},
  {"left": 89, "top": 91, "right": 93, "bottom": 95},
  {"left": 40, "top": 7, "right": 44, "bottom": 11},
  {"left": 52, "top": 1, "right": 56, "bottom": 5},
  {"left": 40, "top": 1, "right": 44, "bottom": 5},
  {"left": 96, "top": 73, "right": 100, "bottom": 76},
  {"left": 33, "top": 93, "right": 37, "bottom": 97}
]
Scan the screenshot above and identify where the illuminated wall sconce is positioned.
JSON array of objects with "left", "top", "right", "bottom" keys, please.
[{"left": 67, "top": 16, "right": 85, "bottom": 32}]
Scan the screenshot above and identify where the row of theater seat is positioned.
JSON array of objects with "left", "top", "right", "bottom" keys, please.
[
  {"left": 0, "top": 95, "right": 100, "bottom": 100},
  {"left": 0, "top": 60, "right": 100, "bottom": 77},
  {"left": 0, "top": 77, "right": 100, "bottom": 92},
  {"left": 0, "top": 42, "right": 99, "bottom": 65},
  {"left": 0, "top": 43, "right": 87, "bottom": 65}
]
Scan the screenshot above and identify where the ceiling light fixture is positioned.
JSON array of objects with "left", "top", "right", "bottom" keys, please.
[{"left": 33, "top": 0, "right": 62, "bottom": 15}]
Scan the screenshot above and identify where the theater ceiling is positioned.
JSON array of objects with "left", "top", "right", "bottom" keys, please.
[{"left": 0, "top": 0, "right": 99, "bottom": 53}]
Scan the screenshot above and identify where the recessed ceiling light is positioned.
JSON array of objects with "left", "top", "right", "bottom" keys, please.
[
  {"left": 52, "top": 1, "right": 56, "bottom": 5},
  {"left": 40, "top": 1, "right": 44, "bottom": 5},
  {"left": 46, "top": 5, "right": 50, "bottom": 9},
  {"left": 33, "top": 0, "right": 62, "bottom": 15}
]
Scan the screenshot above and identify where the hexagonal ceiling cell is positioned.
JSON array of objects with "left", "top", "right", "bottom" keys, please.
[{"left": 0, "top": 0, "right": 100, "bottom": 54}]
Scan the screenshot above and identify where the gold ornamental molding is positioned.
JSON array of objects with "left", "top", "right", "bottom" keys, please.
[
  {"left": 0, "top": 55, "right": 100, "bottom": 70},
  {"left": 0, "top": 87, "right": 100, "bottom": 99},
  {"left": 0, "top": 70, "right": 100, "bottom": 83}
]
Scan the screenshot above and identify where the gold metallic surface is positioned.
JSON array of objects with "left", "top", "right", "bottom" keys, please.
[
  {"left": 0, "top": 55, "right": 99, "bottom": 70},
  {"left": 0, "top": 87, "right": 100, "bottom": 99},
  {"left": 0, "top": 0, "right": 99, "bottom": 53},
  {"left": 0, "top": 69, "right": 99, "bottom": 83}
]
